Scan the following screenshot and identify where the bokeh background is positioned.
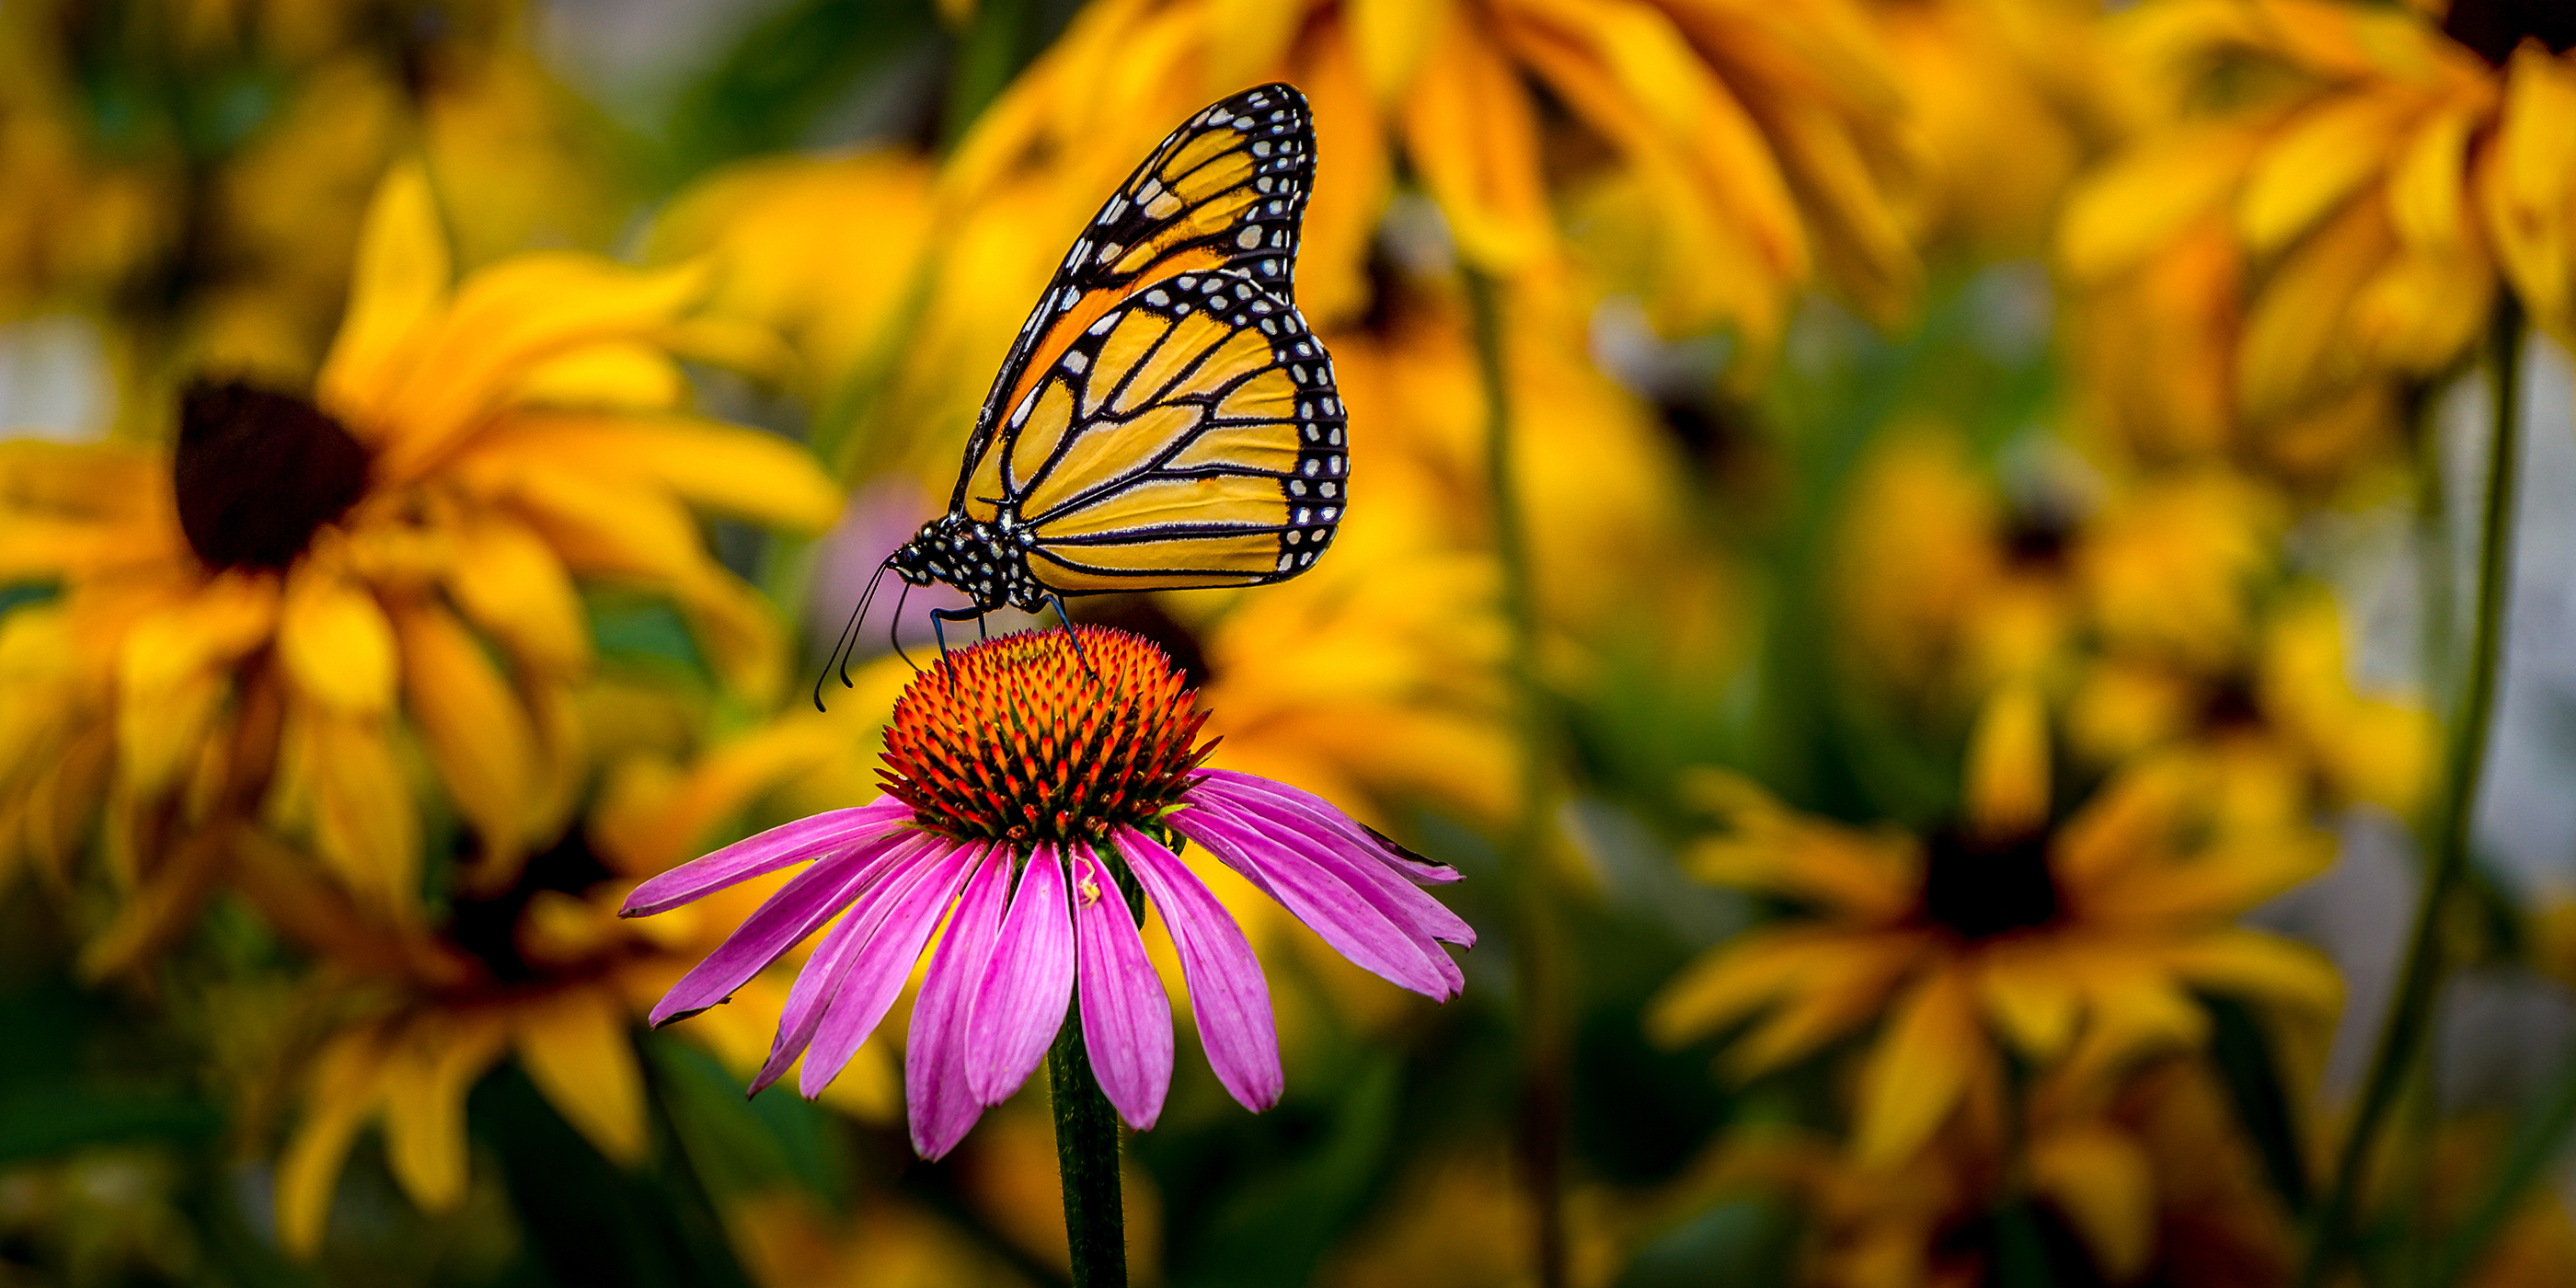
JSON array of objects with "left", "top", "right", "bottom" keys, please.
[{"left": 5, "top": 0, "right": 2576, "bottom": 1284}]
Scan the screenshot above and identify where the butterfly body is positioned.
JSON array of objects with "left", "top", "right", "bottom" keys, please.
[{"left": 886, "top": 82, "right": 1346, "bottom": 628}]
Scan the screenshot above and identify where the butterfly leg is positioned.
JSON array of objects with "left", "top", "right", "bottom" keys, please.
[
  {"left": 929, "top": 606, "right": 985, "bottom": 689},
  {"left": 1047, "top": 592, "right": 1099, "bottom": 679}
]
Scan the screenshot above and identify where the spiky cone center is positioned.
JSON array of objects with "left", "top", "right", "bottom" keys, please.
[{"left": 880, "top": 627, "right": 1213, "bottom": 845}]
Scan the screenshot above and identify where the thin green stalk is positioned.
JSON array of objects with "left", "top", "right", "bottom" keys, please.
[
  {"left": 1465, "top": 264, "right": 1569, "bottom": 1288},
  {"left": 1048, "top": 1000, "right": 1127, "bottom": 1288},
  {"left": 2298, "top": 298, "right": 2525, "bottom": 1288}
]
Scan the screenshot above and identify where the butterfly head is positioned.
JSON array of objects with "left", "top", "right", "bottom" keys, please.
[{"left": 888, "top": 513, "right": 1045, "bottom": 613}]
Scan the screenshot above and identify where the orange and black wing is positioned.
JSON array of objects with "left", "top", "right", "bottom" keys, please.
[
  {"left": 950, "top": 82, "right": 1317, "bottom": 518},
  {"left": 970, "top": 266, "right": 1345, "bottom": 592}
]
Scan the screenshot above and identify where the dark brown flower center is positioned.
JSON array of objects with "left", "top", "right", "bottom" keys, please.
[
  {"left": 1920, "top": 826, "right": 2060, "bottom": 940},
  {"left": 2444, "top": 0, "right": 2576, "bottom": 65},
  {"left": 174, "top": 380, "right": 371, "bottom": 571}
]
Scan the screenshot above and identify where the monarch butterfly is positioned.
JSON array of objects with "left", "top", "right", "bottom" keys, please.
[{"left": 820, "top": 82, "right": 1346, "bottom": 703}]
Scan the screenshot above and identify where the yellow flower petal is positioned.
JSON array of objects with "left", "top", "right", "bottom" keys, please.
[
  {"left": 388, "top": 599, "right": 535, "bottom": 890},
  {"left": 1976, "top": 937, "right": 2080, "bottom": 1059},
  {"left": 371, "top": 256, "right": 715, "bottom": 484},
  {"left": 1349, "top": 0, "right": 1452, "bottom": 103},
  {"left": 478, "top": 412, "right": 844, "bottom": 535},
  {"left": 2029, "top": 1123, "right": 2156, "bottom": 1282},
  {"left": 1649, "top": 926, "right": 1870, "bottom": 1046},
  {"left": 316, "top": 161, "right": 452, "bottom": 431},
  {"left": 275, "top": 1027, "right": 393, "bottom": 1257},
  {"left": 2386, "top": 93, "right": 2487, "bottom": 255},
  {"left": 379, "top": 1014, "right": 507, "bottom": 1212},
  {"left": 1403, "top": 11, "right": 1554, "bottom": 270},
  {"left": 512, "top": 340, "right": 688, "bottom": 411},
  {"left": 1964, "top": 682, "right": 2050, "bottom": 841},
  {"left": 443, "top": 512, "right": 590, "bottom": 678},
  {"left": 1852, "top": 967, "right": 1980, "bottom": 1167},
  {"left": 116, "top": 573, "right": 279, "bottom": 801},
  {"left": 2482, "top": 45, "right": 2576, "bottom": 333},
  {"left": 2237, "top": 88, "right": 2415, "bottom": 256},
  {"left": 290, "top": 707, "right": 420, "bottom": 916},
  {"left": 514, "top": 987, "right": 649, "bottom": 1166},
  {"left": 2239, "top": 196, "right": 2398, "bottom": 423},
  {"left": 1726, "top": 933, "right": 1934, "bottom": 1078},
  {"left": 2161, "top": 928, "right": 2343, "bottom": 1016},
  {"left": 278, "top": 563, "right": 397, "bottom": 714},
  {"left": 590, "top": 717, "right": 851, "bottom": 877},
  {"left": 2060, "top": 125, "right": 2262, "bottom": 282}
]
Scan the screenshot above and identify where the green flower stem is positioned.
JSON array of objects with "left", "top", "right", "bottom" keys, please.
[
  {"left": 1049, "top": 1000, "right": 1128, "bottom": 1288},
  {"left": 2298, "top": 297, "right": 2525, "bottom": 1288},
  {"left": 1466, "top": 264, "right": 1570, "bottom": 1288}
]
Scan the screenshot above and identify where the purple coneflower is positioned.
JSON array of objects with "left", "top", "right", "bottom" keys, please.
[{"left": 621, "top": 626, "right": 1473, "bottom": 1158}]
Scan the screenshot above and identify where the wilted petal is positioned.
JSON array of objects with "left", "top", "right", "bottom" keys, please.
[
  {"left": 964, "top": 845, "right": 1075, "bottom": 1106},
  {"left": 1115, "top": 826, "right": 1280, "bottom": 1111},
  {"left": 907, "top": 844, "right": 1009, "bottom": 1158},
  {"left": 1073, "top": 850, "right": 1173, "bottom": 1131},
  {"left": 623, "top": 797, "right": 911, "bottom": 916},
  {"left": 648, "top": 828, "right": 926, "bottom": 1026}
]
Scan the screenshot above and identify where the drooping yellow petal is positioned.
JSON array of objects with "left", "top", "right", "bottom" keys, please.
[
  {"left": 292, "top": 707, "right": 420, "bottom": 917},
  {"left": 2386, "top": 93, "right": 2487, "bottom": 255},
  {"left": 278, "top": 562, "right": 397, "bottom": 714},
  {"left": 315, "top": 160, "right": 453, "bottom": 433},
  {"left": 2060, "top": 126, "right": 2263, "bottom": 282},
  {"left": 1348, "top": 0, "right": 1449, "bottom": 103},
  {"left": 116, "top": 573, "right": 279, "bottom": 800},
  {"left": 2239, "top": 192, "right": 2399, "bottom": 423},
  {"left": 2029, "top": 1123, "right": 2156, "bottom": 1282},
  {"left": 1976, "top": 937, "right": 2080, "bottom": 1059},
  {"left": 1852, "top": 967, "right": 1981, "bottom": 1167},
  {"left": 1403, "top": 10, "right": 1553, "bottom": 270},
  {"left": 2481, "top": 45, "right": 2576, "bottom": 334},
  {"left": 275, "top": 1026, "right": 393, "bottom": 1257},
  {"left": 379, "top": 1013, "right": 507, "bottom": 1212},
  {"left": 1648, "top": 926, "right": 1873, "bottom": 1046},
  {"left": 2237, "top": 88, "right": 2415, "bottom": 256},
  {"left": 76, "top": 822, "right": 229, "bottom": 980},
  {"left": 514, "top": 987, "right": 649, "bottom": 1166},
  {"left": 387, "top": 598, "right": 535, "bottom": 889},
  {"left": 443, "top": 512, "right": 590, "bottom": 678}
]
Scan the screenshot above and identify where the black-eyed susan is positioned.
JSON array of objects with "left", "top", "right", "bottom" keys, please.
[
  {"left": 1647, "top": 743, "right": 2339, "bottom": 1167},
  {"left": 0, "top": 161, "right": 839, "bottom": 957},
  {"left": 2059, "top": 0, "right": 2576, "bottom": 477}
]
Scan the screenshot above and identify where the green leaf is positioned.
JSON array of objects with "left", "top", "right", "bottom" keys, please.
[{"left": 2202, "top": 993, "right": 2312, "bottom": 1215}]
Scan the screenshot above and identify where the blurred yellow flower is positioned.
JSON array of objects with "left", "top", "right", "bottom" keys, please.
[
  {"left": 945, "top": 0, "right": 1922, "bottom": 354},
  {"left": 1647, "top": 753, "right": 2338, "bottom": 1167},
  {"left": 0, "top": 162, "right": 838, "bottom": 951},
  {"left": 2060, "top": 0, "right": 2576, "bottom": 476}
]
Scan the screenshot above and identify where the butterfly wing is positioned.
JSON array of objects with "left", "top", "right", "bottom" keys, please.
[
  {"left": 952, "top": 82, "right": 1317, "bottom": 520},
  {"left": 977, "top": 266, "right": 1346, "bottom": 592}
]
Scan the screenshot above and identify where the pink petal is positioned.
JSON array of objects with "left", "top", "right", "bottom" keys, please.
[
  {"left": 1190, "top": 789, "right": 1476, "bottom": 949},
  {"left": 1072, "top": 850, "right": 1174, "bottom": 1131},
  {"left": 623, "top": 798, "right": 913, "bottom": 916},
  {"left": 906, "top": 844, "right": 1011, "bottom": 1159},
  {"left": 797, "top": 841, "right": 983, "bottom": 1098},
  {"left": 1193, "top": 770, "right": 1462, "bottom": 885},
  {"left": 647, "top": 827, "right": 926, "bottom": 1027},
  {"left": 1114, "top": 826, "right": 1282, "bottom": 1112},
  {"left": 745, "top": 832, "right": 957, "bottom": 1093},
  {"left": 1171, "top": 806, "right": 1456, "bottom": 1000},
  {"left": 963, "top": 845, "right": 1076, "bottom": 1106}
]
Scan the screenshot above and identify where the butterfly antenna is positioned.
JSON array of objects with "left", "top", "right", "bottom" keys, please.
[
  {"left": 890, "top": 580, "right": 920, "bottom": 674},
  {"left": 1047, "top": 592, "right": 1098, "bottom": 680},
  {"left": 813, "top": 561, "right": 892, "bottom": 712}
]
